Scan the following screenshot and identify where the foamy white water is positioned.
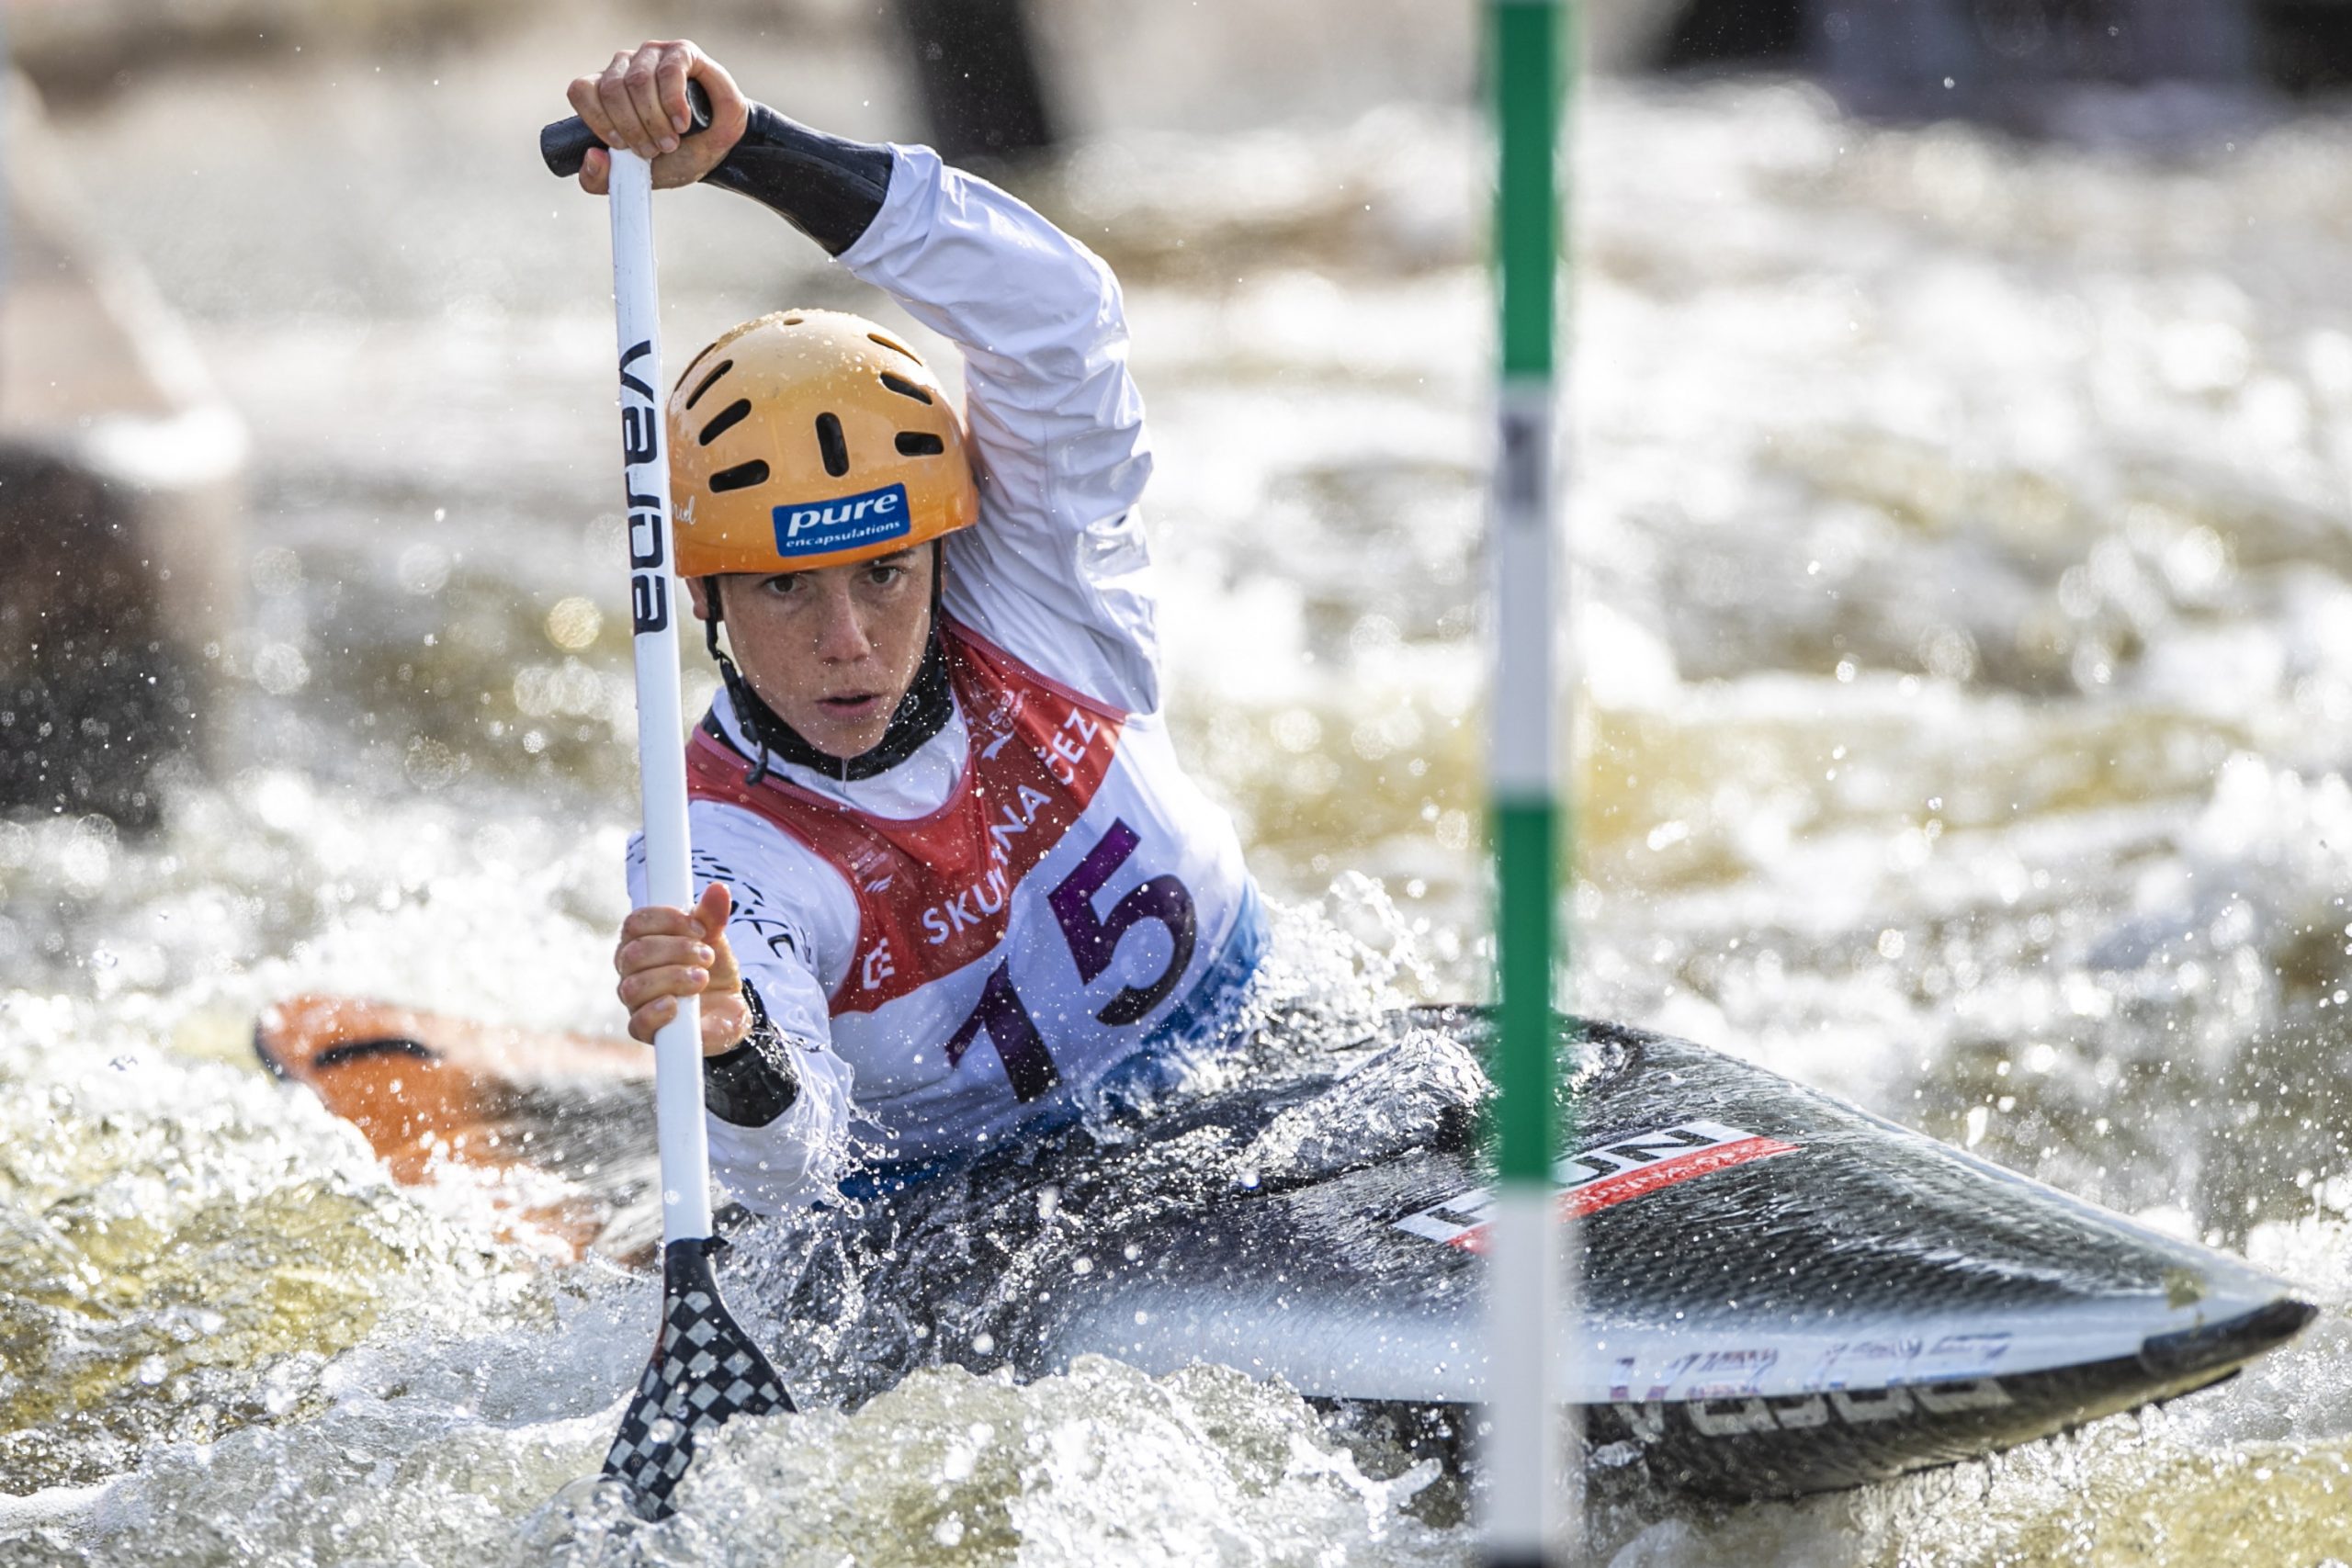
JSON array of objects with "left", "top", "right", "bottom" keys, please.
[{"left": 11, "top": 17, "right": 2352, "bottom": 1563}]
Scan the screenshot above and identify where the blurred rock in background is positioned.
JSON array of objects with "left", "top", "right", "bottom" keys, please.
[
  {"left": 1, "top": 67, "right": 244, "bottom": 826},
  {"left": 895, "top": 0, "right": 1059, "bottom": 163},
  {"left": 10, "top": 0, "right": 1069, "bottom": 161},
  {"left": 7, "top": 0, "right": 528, "bottom": 97},
  {"left": 1647, "top": 0, "right": 2352, "bottom": 130}
]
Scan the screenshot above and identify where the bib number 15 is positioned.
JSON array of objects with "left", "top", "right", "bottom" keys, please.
[{"left": 945, "top": 818, "right": 1198, "bottom": 1101}]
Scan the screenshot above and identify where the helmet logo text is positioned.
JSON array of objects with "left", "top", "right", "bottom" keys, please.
[{"left": 772, "top": 483, "right": 913, "bottom": 558}]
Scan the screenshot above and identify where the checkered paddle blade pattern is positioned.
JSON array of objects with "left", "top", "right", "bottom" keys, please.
[{"left": 602, "top": 1238, "right": 793, "bottom": 1519}]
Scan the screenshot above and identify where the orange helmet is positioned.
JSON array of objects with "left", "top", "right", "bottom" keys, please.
[{"left": 667, "top": 310, "right": 979, "bottom": 577}]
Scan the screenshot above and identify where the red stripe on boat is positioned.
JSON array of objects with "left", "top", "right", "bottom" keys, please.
[{"left": 1447, "top": 1135, "right": 1798, "bottom": 1253}]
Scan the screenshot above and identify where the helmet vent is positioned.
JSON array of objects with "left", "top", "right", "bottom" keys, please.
[
  {"left": 815, "top": 412, "right": 851, "bottom": 478},
  {"left": 879, "top": 372, "right": 934, "bottom": 406},
  {"left": 684, "top": 359, "right": 735, "bottom": 411},
  {"left": 709, "top": 460, "right": 771, "bottom": 493},
  {"left": 867, "top": 331, "right": 920, "bottom": 364},
  {"left": 895, "top": 433, "right": 945, "bottom": 457},
  {"left": 699, "top": 399, "right": 753, "bottom": 446}
]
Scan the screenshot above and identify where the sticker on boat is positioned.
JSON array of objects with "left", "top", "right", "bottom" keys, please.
[{"left": 1393, "top": 1119, "right": 1799, "bottom": 1249}]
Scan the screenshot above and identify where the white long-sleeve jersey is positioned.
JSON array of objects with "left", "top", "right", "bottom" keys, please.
[{"left": 626, "top": 144, "right": 1261, "bottom": 1213}]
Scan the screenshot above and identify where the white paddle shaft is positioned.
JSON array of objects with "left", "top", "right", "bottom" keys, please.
[{"left": 606, "top": 149, "right": 715, "bottom": 1246}]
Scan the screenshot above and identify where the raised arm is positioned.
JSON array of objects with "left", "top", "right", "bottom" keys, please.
[
  {"left": 696, "top": 108, "right": 1158, "bottom": 711},
  {"left": 831, "top": 146, "right": 1159, "bottom": 716}
]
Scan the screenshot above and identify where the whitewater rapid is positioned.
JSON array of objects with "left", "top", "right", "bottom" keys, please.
[{"left": 10, "top": 18, "right": 2352, "bottom": 1564}]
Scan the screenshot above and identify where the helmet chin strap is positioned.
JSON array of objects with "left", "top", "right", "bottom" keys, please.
[
  {"left": 702, "top": 587, "right": 780, "bottom": 786},
  {"left": 700, "top": 543, "right": 952, "bottom": 787}
]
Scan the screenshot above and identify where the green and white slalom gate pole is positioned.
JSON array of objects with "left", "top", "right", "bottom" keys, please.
[{"left": 1485, "top": 0, "right": 1570, "bottom": 1563}]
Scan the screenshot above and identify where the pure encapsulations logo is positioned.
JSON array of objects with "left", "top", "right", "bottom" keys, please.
[{"left": 772, "top": 482, "right": 913, "bottom": 558}]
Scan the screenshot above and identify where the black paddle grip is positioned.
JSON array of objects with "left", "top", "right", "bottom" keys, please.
[{"left": 540, "top": 79, "right": 714, "bottom": 178}]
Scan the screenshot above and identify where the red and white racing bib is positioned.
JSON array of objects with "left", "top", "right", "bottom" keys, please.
[{"left": 687, "top": 620, "right": 1258, "bottom": 1158}]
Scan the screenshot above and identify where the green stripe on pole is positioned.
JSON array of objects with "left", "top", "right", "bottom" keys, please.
[
  {"left": 1494, "top": 1, "right": 1561, "bottom": 378},
  {"left": 1494, "top": 798, "right": 1557, "bottom": 1181}
]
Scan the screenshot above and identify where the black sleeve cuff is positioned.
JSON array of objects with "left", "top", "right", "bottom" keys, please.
[
  {"left": 702, "top": 983, "right": 802, "bottom": 1127},
  {"left": 700, "top": 103, "right": 894, "bottom": 257}
]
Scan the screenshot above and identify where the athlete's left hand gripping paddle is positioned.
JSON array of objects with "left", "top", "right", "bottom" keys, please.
[{"left": 541, "top": 82, "right": 793, "bottom": 1522}]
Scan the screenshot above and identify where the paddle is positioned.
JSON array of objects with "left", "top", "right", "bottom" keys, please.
[{"left": 540, "top": 81, "right": 794, "bottom": 1521}]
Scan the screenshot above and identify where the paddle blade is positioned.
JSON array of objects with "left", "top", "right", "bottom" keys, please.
[{"left": 603, "top": 1237, "right": 793, "bottom": 1519}]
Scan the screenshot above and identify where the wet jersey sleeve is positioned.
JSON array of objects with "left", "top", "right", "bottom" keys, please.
[
  {"left": 625, "top": 817, "right": 862, "bottom": 1213},
  {"left": 834, "top": 144, "right": 1161, "bottom": 717},
  {"left": 704, "top": 894, "right": 861, "bottom": 1215}
]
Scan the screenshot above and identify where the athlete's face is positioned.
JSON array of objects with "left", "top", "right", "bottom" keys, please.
[{"left": 690, "top": 548, "right": 934, "bottom": 760}]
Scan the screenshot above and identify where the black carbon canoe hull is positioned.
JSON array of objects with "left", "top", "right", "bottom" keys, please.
[
  {"left": 1583, "top": 1298, "right": 2310, "bottom": 1495},
  {"left": 978, "top": 1010, "right": 2313, "bottom": 1498}
]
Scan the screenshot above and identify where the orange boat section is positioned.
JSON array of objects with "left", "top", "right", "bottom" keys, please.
[{"left": 254, "top": 993, "right": 651, "bottom": 1258}]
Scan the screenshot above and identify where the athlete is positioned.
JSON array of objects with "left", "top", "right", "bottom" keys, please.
[{"left": 579, "top": 41, "right": 1264, "bottom": 1212}]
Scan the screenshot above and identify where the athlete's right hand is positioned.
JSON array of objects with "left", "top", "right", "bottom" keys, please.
[
  {"left": 615, "top": 881, "right": 753, "bottom": 1056},
  {"left": 567, "top": 39, "right": 751, "bottom": 194}
]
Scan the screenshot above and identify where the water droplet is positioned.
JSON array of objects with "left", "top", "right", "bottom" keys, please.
[
  {"left": 933, "top": 1515, "right": 966, "bottom": 1547},
  {"left": 551, "top": 1475, "right": 616, "bottom": 1517},
  {"left": 398, "top": 542, "right": 451, "bottom": 595},
  {"left": 254, "top": 642, "right": 311, "bottom": 696},
  {"left": 545, "top": 597, "right": 605, "bottom": 651},
  {"left": 135, "top": 1356, "right": 168, "bottom": 1386},
  {"left": 250, "top": 547, "right": 304, "bottom": 597},
  {"left": 403, "top": 737, "right": 458, "bottom": 790}
]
